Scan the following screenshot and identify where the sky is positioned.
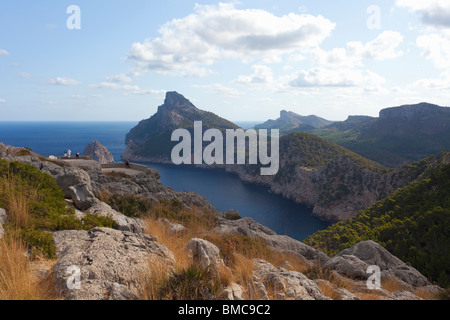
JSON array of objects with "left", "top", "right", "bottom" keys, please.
[{"left": 1, "top": 0, "right": 450, "bottom": 122}]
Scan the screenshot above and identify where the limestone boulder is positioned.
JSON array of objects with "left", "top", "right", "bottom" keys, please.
[
  {"left": 52, "top": 227, "right": 175, "bottom": 300},
  {"left": 212, "top": 217, "right": 329, "bottom": 265},
  {"left": 186, "top": 238, "right": 225, "bottom": 271},
  {"left": 251, "top": 259, "right": 330, "bottom": 300},
  {"left": 86, "top": 201, "right": 147, "bottom": 234},
  {"left": 335, "top": 241, "right": 430, "bottom": 287}
]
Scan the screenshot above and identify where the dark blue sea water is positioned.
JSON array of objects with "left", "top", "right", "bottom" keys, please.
[{"left": 0, "top": 121, "right": 331, "bottom": 241}]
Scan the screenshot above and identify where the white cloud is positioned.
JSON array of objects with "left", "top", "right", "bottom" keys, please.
[
  {"left": 40, "top": 100, "right": 57, "bottom": 105},
  {"left": 235, "top": 65, "right": 274, "bottom": 85},
  {"left": 289, "top": 67, "right": 385, "bottom": 89},
  {"left": 312, "top": 31, "right": 404, "bottom": 67},
  {"left": 0, "top": 49, "right": 9, "bottom": 56},
  {"left": 105, "top": 73, "right": 132, "bottom": 83},
  {"left": 416, "top": 30, "right": 450, "bottom": 69},
  {"left": 414, "top": 78, "right": 450, "bottom": 90},
  {"left": 48, "top": 77, "right": 81, "bottom": 86},
  {"left": 0, "top": 98, "right": 6, "bottom": 103},
  {"left": 89, "top": 82, "right": 165, "bottom": 96},
  {"left": 396, "top": 0, "right": 450, "bottom": 28},
  {"left": 192, "top": 83, "right": 241, "bottom": 97},
  {"left": 351, "top": 31, "right": 404, "bottom": 60},
  {"left": 18, "top": 72, "right": 32, "bottom": 79},
  {"left": 413, "top": 70, "right": 450, "bottom": 90},
  {"left": 128, "top": 3, "right": 335, "bottom": 76},
  {"left": 71, "top": 95, "right": 86, "bottom": 99}
]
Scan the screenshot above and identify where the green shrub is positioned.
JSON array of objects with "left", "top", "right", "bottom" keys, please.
[
  {"left": 158, "top": 265, "right": 226, "bottom": 300},
  {"left": 106, "top": 194, "right": 152, "bottom": 218},
  {"left": 18, "top": 228, "right": 56, "bottom": 259},
  {"left": 305, "top": 163, "right": 450, "bottom": 288},
  {"left": 81, "top": 213, "right": 118, "bottom": 230},
  {"left": 0, "top": 159, "right": 119, "bottom": 258}
]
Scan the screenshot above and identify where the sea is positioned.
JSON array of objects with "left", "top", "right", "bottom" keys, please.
[{"left": 0, "top": 121, "right": 331, "bottom": 241}]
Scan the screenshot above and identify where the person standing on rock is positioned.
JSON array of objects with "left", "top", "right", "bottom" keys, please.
[{"left": 68, "top": 149, "right": 72, "bottom": 158}]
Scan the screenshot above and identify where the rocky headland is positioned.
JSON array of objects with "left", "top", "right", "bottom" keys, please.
[{"left": 83, "top": 140, "right": 114, "bottom": 164}]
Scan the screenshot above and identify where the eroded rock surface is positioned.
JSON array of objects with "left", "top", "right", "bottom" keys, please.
[{"left": 52, "top": 227, "right": 175, "bottom": 300}]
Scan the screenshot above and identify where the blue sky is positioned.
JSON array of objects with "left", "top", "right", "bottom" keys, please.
[{"left": 1, "top": 0, "right": 450, "bottom": 122}]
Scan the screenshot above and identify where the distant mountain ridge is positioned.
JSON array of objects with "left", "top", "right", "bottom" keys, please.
[
  {"left": 313, "top": 102, "right": 450, "bottom": 167},
  {"left": 252, "top": 102, "right": 450, "bottom": 167},
  {"left": 254, "top": 110, "right": 333, "bottom": 134}
]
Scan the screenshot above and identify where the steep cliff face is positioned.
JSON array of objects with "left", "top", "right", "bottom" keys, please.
[
  {"left": 83, "top": 141, "right": 114, "bottom": 164},
  {"left": 226, "top": 134, "right": 450, "bottom": 221}
]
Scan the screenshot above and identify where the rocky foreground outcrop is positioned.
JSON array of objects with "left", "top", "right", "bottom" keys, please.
[
  {"left": 53, "top": 227, "right": 175, "bottom": 300},
  {"left": 0, "top": 144, "right": 443, "bottom": 300},
  {"left": 324, "top": 241, "right": 430, "bottom": 288},
  {"left": 212, "top": 217, "right": 329, "bottom": 265}
]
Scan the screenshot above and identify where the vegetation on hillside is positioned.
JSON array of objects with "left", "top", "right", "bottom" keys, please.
[
  {"left": 0, "top": 159, "right": 116, "bottom": 258},
  {"left": 305, "top": 161, "right": 450, "bottom": 288},
  {"left": 308, "top": 104, "right": 450, "bottom": 168},
  {"left": 280, "top": 132, "right": 387, "bottom": 172}
]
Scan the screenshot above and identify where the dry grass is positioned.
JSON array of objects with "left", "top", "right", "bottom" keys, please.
[
  {"left": 316, "top": 280, "right": 341, "bottom": 300},
  {"left": 144, "top": 217, "right": 193, "bottom": 270},
  {"left": 355, "top": 292, "right": 386, "bottom": 300},
  {"left": 141, "top": 213, "right": 216, "bottom": 300},
  {"left": 0, "top": 175, "right": 59, "bottom": 300},
  {"left": 0, "top": 236, "right": 59, "bottom": 300},
  {"left": 141, "top": 210, "right": 325, "bottom": 301},
  {"left": 381, "top": 276, "right": 405, "bottom": 293},
  {"left": 414, "top": 287, "right": 440, "bottom": 300},
  {"left": 0, "top": 177, "right": 38, "bottom": 229}
]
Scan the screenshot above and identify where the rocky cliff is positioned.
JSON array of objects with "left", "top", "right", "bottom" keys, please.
[
  {"left": 227, "top": 149, "right": 450, "bottom": 221},
  {"left": 83, "top": 140, "right": 114, "bottom": 164}
]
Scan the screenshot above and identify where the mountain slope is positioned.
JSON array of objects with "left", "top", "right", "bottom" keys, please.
[
  {"left": 304, "top": 153, "right": 450, "bottom": 287},
  {"left": 313, "top": 102, "right": 450, "bottom": 167}
]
